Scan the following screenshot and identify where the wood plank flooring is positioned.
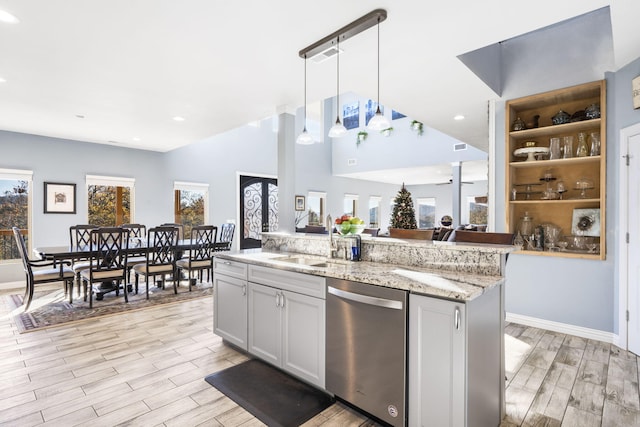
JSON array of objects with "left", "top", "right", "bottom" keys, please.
[{"left": 1, "top": 283, "right": 639, "bottom": 426}]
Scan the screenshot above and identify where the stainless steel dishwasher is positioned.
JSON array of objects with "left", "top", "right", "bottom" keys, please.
[{"left": 326, "top": 278, "right": 408, "bottom": 427}]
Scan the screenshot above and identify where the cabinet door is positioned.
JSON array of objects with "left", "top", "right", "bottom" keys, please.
[
  {"left": 409, "top": 294, "right": 466, "bottom": 427},
  {"left": 213, "top": 274, "right": 247, "bottom": 350},
  {"left": 281, "top": 289, "right": 325, "bottom": 388},
  {"left": 248, "top": 282, "right": 281, "bottom": 365}
]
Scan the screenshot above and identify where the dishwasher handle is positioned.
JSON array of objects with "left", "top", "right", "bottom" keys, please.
[{"left": 328, "top": 286, "right": 404, "bottom": 310}]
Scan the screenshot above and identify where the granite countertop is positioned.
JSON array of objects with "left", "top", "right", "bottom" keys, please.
[{"left": 215, "top": 249, "right": 505, "bottom": 301}]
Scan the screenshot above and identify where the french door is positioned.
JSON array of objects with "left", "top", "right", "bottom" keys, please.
[{"left": 240, "top": 175, "right": 278, "bottom": 249}]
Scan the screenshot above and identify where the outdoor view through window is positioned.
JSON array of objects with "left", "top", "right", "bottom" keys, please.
[{"left": 0, "top": 179, "right": 28, "bottom": 260}]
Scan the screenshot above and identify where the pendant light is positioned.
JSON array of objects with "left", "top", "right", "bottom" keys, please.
[
  {"left": 367, "top": 17, "right": 390, "bottom": 131},
  {"left": 296, "top": 55, "right": 314, "bottom": 145},
  {"left": 328, "top": 37, "right": 347, "bottom": 138}
]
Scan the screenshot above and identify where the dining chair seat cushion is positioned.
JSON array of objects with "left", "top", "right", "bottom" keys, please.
[
  {"left": 72, "top": 260, "right": 95, "bottom": 272},
  {"left": 176, "top": 259, "right": 211, "bottom": 269},
  {"left": 80, "top": 269, "right": 126, "bottom": 281},
  {"left": 132, "top": 263, "right": 174, "bottom": 275},
  {"left": 34, "top": 267, "right": 75, "bottom": 282}
]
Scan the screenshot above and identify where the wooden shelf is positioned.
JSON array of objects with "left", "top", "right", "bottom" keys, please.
[
  {"left": 505, "top": 80, "right": 606, "bottom": 260},
  {"left": 509, "top": 119, "right": 601, "bottom": 140},
  {"left": 509, "top": 156, "right": 600, "bottom": 169}
]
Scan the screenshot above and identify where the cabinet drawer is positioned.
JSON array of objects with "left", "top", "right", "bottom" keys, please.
[
  {"left": 213, "top": 258, "right": 248, "bottom": 280},
  {"left": 248, "top": 265, "right": 326, "bottom": 299}
]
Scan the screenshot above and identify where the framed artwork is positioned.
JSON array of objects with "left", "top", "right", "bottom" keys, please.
[
  {"left": 343, "top": 101, "right": 359, "bottom": 130},
  {"left": 633, "top": 75, "right": 640, "bottom": 109},
  {"left": 295, "top": 195, "right": 305, "bottom": 211},
  {"left": 571, "top": 208, "right": 600, "bottom": 236},
  {"left": 44, "top": 182, "right": 76, "bottom": 214}
]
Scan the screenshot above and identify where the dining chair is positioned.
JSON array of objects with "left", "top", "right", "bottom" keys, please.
[
  {"left": 12, "top": 227, "right": 75, "bottom": 311},
  {"left": 214, "top": 223, "right": 235, "bottom": 251},
  {"left": 69, "top": 224, "right": 98, "bottom": 298},
  {"left": 159, "top": 223, "right": 184, "bottom": 241},
  {"left": 80, "top": 227, "right": 130, "bottom": 308},
  {"left": 132, "top": 226, "right": 179, "bottom": 299},
  {"left": 176, "top": 225, "right": 217, "bottom": 290},
  {"left": 120, "top": 223, "right": 147, "bottom": 282}
]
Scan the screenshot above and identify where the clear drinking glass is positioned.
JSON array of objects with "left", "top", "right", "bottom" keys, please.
[
  {"left": 562, "top": 136, "right": 573, "bottom": 159},
  {"left": 590, "top": 132, "right": 601, "bottom": 156},
  {"left": 549, "top": 137, "right": 561, "bottom": 160}
]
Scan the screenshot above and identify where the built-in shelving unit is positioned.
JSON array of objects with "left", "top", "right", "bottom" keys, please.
[{"left": 505, "top": 80, "right": 606, "bottom": 260}]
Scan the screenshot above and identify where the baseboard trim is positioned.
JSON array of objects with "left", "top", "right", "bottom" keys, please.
[{"left": 506, "top": 312, "right": 616, "bottom": 345}]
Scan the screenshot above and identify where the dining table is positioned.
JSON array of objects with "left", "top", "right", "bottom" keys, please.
[{"left": 34, "top": 239, "right": 199, "bottom": 299}]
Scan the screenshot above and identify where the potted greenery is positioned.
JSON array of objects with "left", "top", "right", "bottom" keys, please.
[
  {"left": 380, "top": 127, "right": 393, "bottom": 137},
  {"left": 410, "top": 120, "right": 424, "bottom": 136},
  {"left": 356, "top": 130, "right": 368, "bottom": 145}
]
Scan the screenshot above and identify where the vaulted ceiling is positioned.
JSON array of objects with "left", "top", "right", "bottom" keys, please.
[{"left": 0, "top": 1, "right": 638, "bottom": 153}]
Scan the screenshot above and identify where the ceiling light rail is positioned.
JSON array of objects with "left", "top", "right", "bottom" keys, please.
[{"left": 298, "top": 9, "right": 387, "bottom": 59}]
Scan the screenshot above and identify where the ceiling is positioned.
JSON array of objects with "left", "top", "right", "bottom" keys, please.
[{"left": 0, "top": 1, "right": 638, "bottom": 154}]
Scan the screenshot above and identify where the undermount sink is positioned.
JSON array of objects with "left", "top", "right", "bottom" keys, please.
[{"left": 271, "top": 255, "right": 344, "bottom": 268}]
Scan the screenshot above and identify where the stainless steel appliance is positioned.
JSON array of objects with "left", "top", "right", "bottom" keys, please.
[{"left": 326, "top": 278, "right": 408, "bottom": 426}]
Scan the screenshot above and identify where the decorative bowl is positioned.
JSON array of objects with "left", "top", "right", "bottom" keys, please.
[{"left": 335, "top": 222, "right": 365, "bottom": 235}]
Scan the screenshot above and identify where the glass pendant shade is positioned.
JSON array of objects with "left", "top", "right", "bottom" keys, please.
[
  {"left": 367, "top": 106, "right": 390, "bottom": 130},
  {"left": 296, "top": 127, "right": 314, "bottom": 145},
  {"left": 328, "top": 118, "right": 347, "bottom": 137},
  {"left": 297, "top": 55, "right": 314, "bottom": 145}
]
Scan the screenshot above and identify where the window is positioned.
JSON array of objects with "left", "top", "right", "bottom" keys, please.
[
  {"left": 307, "top": 191, "right": 326, "bottom": 226},
  {"left": 416, "top": 197, "right": 436, "bottom": 228},
  {"left": 174, "top": 182, "right": 209, "bottom": 238},
  {"left": 87, "top": 175, "right": 134, "bottom": 227},
  {"left": 343, "top": 194, "right": 358, "bottom": 217},
  {"left": 0, "top": 169, "right": 32, "bottom": 261},
  {"left": 467, "top": 196, "right": 488, "bottom": 225},
  {"left": 368, "top": 196, "right": 382, "bottom": 227}
]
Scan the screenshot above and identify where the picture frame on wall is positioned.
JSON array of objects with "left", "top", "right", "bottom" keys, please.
[
  {"left": 44, "top": 182, "right": 76, "bottom": 214},
  {"left": 632, "top": 75, "right": 640, "bottom": 109},
  {"left": 295, "top": 195, "right": 305, "bottom": 211},
  {"left": 571, "top": 208, "right": 600, "bottom": 237}
]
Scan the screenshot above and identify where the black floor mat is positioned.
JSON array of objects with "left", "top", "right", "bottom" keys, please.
[{"left": 204, "top": 358, "right": 334, "bottom": 427}]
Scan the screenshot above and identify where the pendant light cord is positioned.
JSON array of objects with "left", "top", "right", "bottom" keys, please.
[
  {"left": 336, "top": 37, "right": 340, "bottom": 113},
  {"left": 376, "top": 17, "right": 380, "bottom": 107},
  {"left": 303, "top": 55, "right": 307, "bottom": 126}
]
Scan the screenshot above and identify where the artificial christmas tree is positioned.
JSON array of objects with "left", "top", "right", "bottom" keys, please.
[{"left": 390, "top": 183, "right": 417, "bottom": 229}]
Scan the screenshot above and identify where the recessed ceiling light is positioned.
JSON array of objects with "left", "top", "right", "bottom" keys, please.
[
  {"left": 132, "top": 137, "right": 141, "bottom": 141},
  {"left": 454, "top": 115, "right": 465, "bottom": 121},
  {"left": 0, "top": 9, "right": 19, "bottom": 24},
  {"left": 173, "top": 116, "right": 185, "bottom": 122}
]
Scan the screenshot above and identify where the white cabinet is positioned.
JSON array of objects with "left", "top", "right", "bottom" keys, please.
[
  {"left": 247, "top": 265, "right": 326, "bottom": 388},
  {"left": 409, "top": 285, "right": 503, "bottom": 427},
  {"left": 213, "top": 259, "right": 248, "bottom": 350},
  {"left": 409, "top": 294, "right": 466, "bottom": 427}
]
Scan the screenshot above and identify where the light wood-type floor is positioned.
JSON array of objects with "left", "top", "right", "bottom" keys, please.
[{"left": 0, "top": 283, "right": 639, "bottom": 426}]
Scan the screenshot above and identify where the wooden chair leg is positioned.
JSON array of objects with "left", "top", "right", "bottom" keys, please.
[
  {"left": 123, "top": 280, "right": 128, "bottom": 303},
  {"left": 68, "top": 279, "right": 73, "bottom": 304}
]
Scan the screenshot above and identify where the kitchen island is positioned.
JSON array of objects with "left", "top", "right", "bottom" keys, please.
[{"left": 213, "top": 232, "right": 515, "bottom": 427}]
